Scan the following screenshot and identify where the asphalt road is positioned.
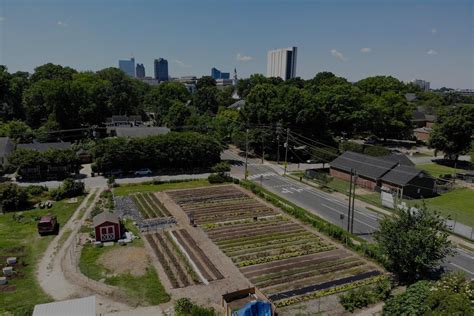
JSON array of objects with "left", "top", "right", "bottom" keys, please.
[{"left": 222, "top": 150, "right": 474, "bottom": 279}]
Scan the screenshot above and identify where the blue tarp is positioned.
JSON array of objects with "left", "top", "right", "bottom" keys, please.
[{"left": 236, "top": 301, "right": 272, "bottom": 316}]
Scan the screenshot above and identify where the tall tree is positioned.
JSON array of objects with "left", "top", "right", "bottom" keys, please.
[
  {"left": 375, "top": 205, "right": 453, "bottom": 283},
  {"left": 429, "top": 105, "right": 474, "bottom": 160},
  {"left": 30, "top": 63, "right": 76, "bottom": 82}
]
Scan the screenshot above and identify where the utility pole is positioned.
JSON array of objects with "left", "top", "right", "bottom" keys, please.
[
  {"left": 261, "top": 131, "right": 265, "bottom": 164},
  {"left": 277, "top": 135, "right": 280, "bottom": 165},
  {"left": 350, "top": 171, "right": 357, "bottom": 234},
  {"left": 284, "top": 128, "right": 289, "bottom": 175},
  {"left": 244, "top": 128, "right": 249, "bottom": 180},
  {"left": 347, "top": 169, "right": 353, "bottom": 232}
]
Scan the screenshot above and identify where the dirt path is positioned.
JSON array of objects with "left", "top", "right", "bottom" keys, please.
[{"left": 36, "top": 188, "right": 144, "bottom": 314}]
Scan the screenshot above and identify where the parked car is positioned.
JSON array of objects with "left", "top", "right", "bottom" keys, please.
[
  {"left": 37, "top": 215, "right": 58, "bottom": 235},
  {"left": 106, "top": 169, "right": 123, "bottom": 178},
  {"left": 134, "top": 168, "right": 153, "bottom": 177}
]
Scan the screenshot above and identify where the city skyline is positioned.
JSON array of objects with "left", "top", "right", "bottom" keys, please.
[{"left": 0, "top": 0, "right": 472, "bottom": 88}]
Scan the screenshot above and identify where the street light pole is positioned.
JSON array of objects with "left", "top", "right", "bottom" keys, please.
[
  {"left": 347, "top": 169, "right": 353, "bottom": 232},
  {"left": 244, "top": 128, "right": 249, "bottom": 180},
  {"left": 284, "top": 128, "right": 289, "bottom": 175}
]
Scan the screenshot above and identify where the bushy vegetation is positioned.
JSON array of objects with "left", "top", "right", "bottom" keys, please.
[
  {"left": 340, "top": 278, "right": 392, "bottom": 312},
  {"left": 174, "top": 298, "right": 216, "bottom": 316},
  {"left": 0, "top": 183, "right": 29, "bottom": 211},
  {"left": 50, "top": 178, "right": 85, "bottom": 201},
  {"left": 8, "top": 147, "right": 81, "bottom": 180},
  {"left": 91, "top": 132, "right": 222, "bottom": 173},
  {"left": 383, "top": 273, "right": 473, "bottom": 315}
]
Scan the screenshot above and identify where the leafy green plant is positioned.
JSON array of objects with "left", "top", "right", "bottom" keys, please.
[{"left": 339, "top": 278, "right": 392, "bottom": 312}]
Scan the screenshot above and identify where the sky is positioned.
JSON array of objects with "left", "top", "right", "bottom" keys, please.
[{"left": 0, "top": 0, "right": 473, "bottom": 89}]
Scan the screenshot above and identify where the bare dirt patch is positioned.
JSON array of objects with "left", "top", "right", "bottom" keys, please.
[{"left": 98, "top": 247, "right": 149, "bottom": 277}]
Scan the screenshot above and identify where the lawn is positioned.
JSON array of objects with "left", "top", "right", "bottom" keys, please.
[
  {"left": 417, "top": 163, "right": 458, "bottom": 177},
  {"left": 422, "top": 188, "right": 474, "bottom": 227},
  {"left": 0, "top": 196, "right": 84, "bottom": 315},
  {"left": 79, "top": 244, "right": 169, "bottom": 305},
  {"left": 113, "top": 179, "right": 213, "bottom": 196}
]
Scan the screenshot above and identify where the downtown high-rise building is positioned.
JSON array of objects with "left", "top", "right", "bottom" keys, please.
[
  {"left": 118, "top": 57, "right": 135, "bottom": 77},
  {"left": 154, "top": 58, "right": 169, "bottom": 82},
  {"left": 211, "top": 67, "right": 230, "bottom": 80},
  {"left": 266, "top": 47, "right": 297, "bottom": 80},
  {"left": 412, "top": 79, "right": 430, "bottom": 91},
  {"left": 136, "top": 63, "right": 145, "bottom": 78}
]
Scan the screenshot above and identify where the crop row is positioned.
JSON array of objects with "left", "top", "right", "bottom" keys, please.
[
  {"left": 164, "top": 232, "right": 200, "bottom": 284},
  {"left": 146, "top": 193, "right": 172, "bottom": 216},
  {"left": 144, "top": 234, "right": 179, "bottom": 288},
  {"left": 273, "top": 275, "right": 387, "bottom": 308},
  {"left": 154, "top": 233, "right": 191, "bottom": 287},
  {"left": 131, "top": 193, "right": 170, "bottom": 218},
  {"left": 218, "top": 231, "right": 314, "bottom": 249}
]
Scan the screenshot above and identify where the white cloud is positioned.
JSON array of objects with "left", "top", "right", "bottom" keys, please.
[
  {"left": 330, "top": 49, "right": 347, "bottom": 61},
  {"left": 427, "top": 49, "right": 438, "bottom": 55},
  {"left": 431, "top": 28, "right": 437, "bottom": 34},
  {"left": 360, "top": 47, "right": 372, "bottom": 53},
  {"left": 0, "top": 17, "right": 5, "bottom": 22},
  {"left": 173, "top": 59, "right": 192, "bottom": 68},
  {"left": 236, "top": 53, "right": 253, "bottom": 62},
  {"left": 57, "top": 20, "right": 68, "bottom": 27}
]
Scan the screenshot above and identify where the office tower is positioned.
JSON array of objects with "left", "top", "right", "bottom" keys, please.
[
  {"left": 136, "top": 63, "right": 145, "bottom": 78},
  {"left": 154, "top": 58, "right": 169, "bottom": 82},
  {"left": 211, "top": 67, "right": 230, "bottom": 80},
  {"left": 118, "top": 57, "right": 135, "bottom": 77},
  {"left": 266, "top": 47, "right": 297, "bottom": 80},
  {"left": 412, "top": 79, "right": 430, "bottom": 91}
]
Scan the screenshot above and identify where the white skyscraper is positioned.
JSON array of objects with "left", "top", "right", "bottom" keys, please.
[{"left": 267, "top": 47, "right": 297, "bottom": 80}]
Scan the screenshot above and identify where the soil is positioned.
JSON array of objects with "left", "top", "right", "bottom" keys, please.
[{"left": 98, "top": 247, "right": 149, "bottom": 277}]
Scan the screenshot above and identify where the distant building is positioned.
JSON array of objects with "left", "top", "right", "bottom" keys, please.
[
  {"left": 216, "top": 79, "right": 234, "bottom": 90},
  {"left": 211, "top": 67, "right": 230, "bottom": 80},
  {"left": 118, "top": 57, "right": 135, "bottom": 77},
  {"left": 412, "top": 79, "right": 430, "bottom": 91},
  {"left": 105, "top": 115, "right": 143, "bottom": 127},
  {"left": 136, "top": 63, "right": 145, "bottom": 78},
  {"left": 184, "top": 83, "right": 197, "bottom": 94},
  {"left": 137, "top": 77, "right": 160, "bottom": 86},
  {"left": 17, "top": 141, "right": 72, "bottom": 153},
  {"left": 154, "top": 58, "right": 169, "bottom": 82},
  {"left": 267, "top": 47, "right": 297, "bottom": 80},
  {"left": 174, "top": 76, "right": 198, "bottom": 84},
  {"left": 107, "top": 126, "right": 171, "bottom": 138}
]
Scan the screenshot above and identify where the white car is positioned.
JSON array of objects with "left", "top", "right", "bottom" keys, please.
[{"left": 134, "top": 168, "right": 153, "bottom": 176}]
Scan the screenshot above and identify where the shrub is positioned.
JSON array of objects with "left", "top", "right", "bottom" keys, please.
[
  {"left": 208, "top": 173, "right": 232, "bottom": 184},
  {"left": 211, "top": 161, "right": 230, "bottom": 174},
  {"left": 24, "top": 185, "right": 48, "bottom": 196},
  {"left": 383, "top": 281, "right": 431, "bottom": 316},
  {"left": 174, "top": 298, "right": 215, "bottom": 316},
  {"left": 0, "top": 183, "right": 29, "bottom": 212},
  {"left": 364, "top": 145, "right": 390, "bottom": 157},
  {"left": 340, "top": 141, "right": 364, "bottom": 153},
  {"left": 50, "top": 178, "right": 85, "bottom": 201},
  {"left": 340, "top": 278, "right": 391, "bottom": 312}
]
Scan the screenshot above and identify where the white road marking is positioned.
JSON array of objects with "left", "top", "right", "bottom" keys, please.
[
  {"left": 448, "top": 262, "right": 474, "bottom": 275},
  {"left": 322, "top": 203, "right": 378, "bottom": 230}
]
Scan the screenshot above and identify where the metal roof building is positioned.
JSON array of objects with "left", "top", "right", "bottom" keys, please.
[{"left": 33, "top": 296, "right": 96, "bottom": 316}]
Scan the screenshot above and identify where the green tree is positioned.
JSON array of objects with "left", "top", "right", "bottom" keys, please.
[
  {"left": 0, "top": 183, "right": 29, "bottom": 212},
  {"left": 144, "top": 81, "right": 190, "bottom": 120},
  {"left": 429, "top": 105, "right": 474, "bottom": 160},
  {"left": 374, "top": 205, "right": 453, "bottom": 282},
  {"left": 163, "top": 100, "right": 191, "bottom": 128},
  {"left": 0, "top": 120, "right": 35, "bottom": 143},
  {"left": 356, "top": 76, "right": 405, "bottom": 95},
  {"left": 30, "top": 63, "right": 76, "bottom": 82},
  {"left": 193, "top": 86, "right": 220, "bottom": 114},
  {"left": 196, "top": 76, "right": 216, "bottom": 90}
]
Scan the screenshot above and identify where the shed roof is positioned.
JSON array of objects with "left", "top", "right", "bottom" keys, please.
[
  {"left": 108, "top": 126, "right": 170, "bottom": 138},
  {"left": 382, "top": 153, "right": 415, "bottom": 167},
  {"left": 229, "top": 100, "right": 245, "bottom": 110},
  {"left": 33, "top": 296, "right": 95, "bottom": 316},
  {"left": 330, "top": 151, "right": 398, "bottom": 180},
  {"left": 381, "top": 164, "right": 426, "bottom": 186},
  {"left": 17, "top": 142, "right": 71, "bottom": 153},
  {"left": 93, "top": 212, "right": 119, "bottom": 227}
]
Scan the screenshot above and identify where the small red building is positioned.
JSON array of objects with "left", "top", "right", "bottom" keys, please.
[{"left": 93, "top": 212, "right": 121, "bottom": 242}]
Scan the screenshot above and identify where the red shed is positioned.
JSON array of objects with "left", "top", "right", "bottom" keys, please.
[{"left": 93, "top": 212, "right": 121, "bottom": 242}]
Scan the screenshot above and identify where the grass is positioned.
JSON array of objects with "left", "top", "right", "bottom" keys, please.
[
  {"left": 79, "top": 244, "right": 169, "bottom": 306},
  {"left": 421, "top": 188, "right": 474, "bottom": 227},
  {"left": 113, "top": 179, "right": 213, "bottom": 196},
  {"left": 417, "top": 163, "right": 458, "bottom": 177},
  {"left": 0, "top": 196, "right": 84, "bottom": 315}
]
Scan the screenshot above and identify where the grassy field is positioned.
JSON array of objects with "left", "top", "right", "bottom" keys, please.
[
  {"left": 0, "top": 196, "right": 84, "bottom": 315},
  {"left": 113, "top": 179, "right": 213, "bottom": 196},
  {"left": 422, "top": 188, "right": 474, "bottom": 227},
  {"left": 79, "top": 244, "right": 169, "bottom": 305},
  {"left": 417, "top": 163, "right": 458, "bottom": 177}
]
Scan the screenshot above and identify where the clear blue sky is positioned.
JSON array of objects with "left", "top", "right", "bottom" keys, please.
[{"left": 0, "top": 0, "right": 472, "bottom": 88}]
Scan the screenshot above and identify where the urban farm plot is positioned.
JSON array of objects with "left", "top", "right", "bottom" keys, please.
[
  {"left": 167, "top": 185, "right": 383, "bottom": 307},
  {"left": 144, "top": 229, "right": 222, "bottom": 288},
  {"left": 131, "top": 193, "right": 172, "bottom": 219}
]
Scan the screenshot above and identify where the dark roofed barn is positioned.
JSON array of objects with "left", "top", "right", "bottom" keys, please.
[
  {"left": 381, "top": 165, "right": 435, "bottom": 198},
  {"left": 17, "top": 142, "right": 72, "bottom": 153}
]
